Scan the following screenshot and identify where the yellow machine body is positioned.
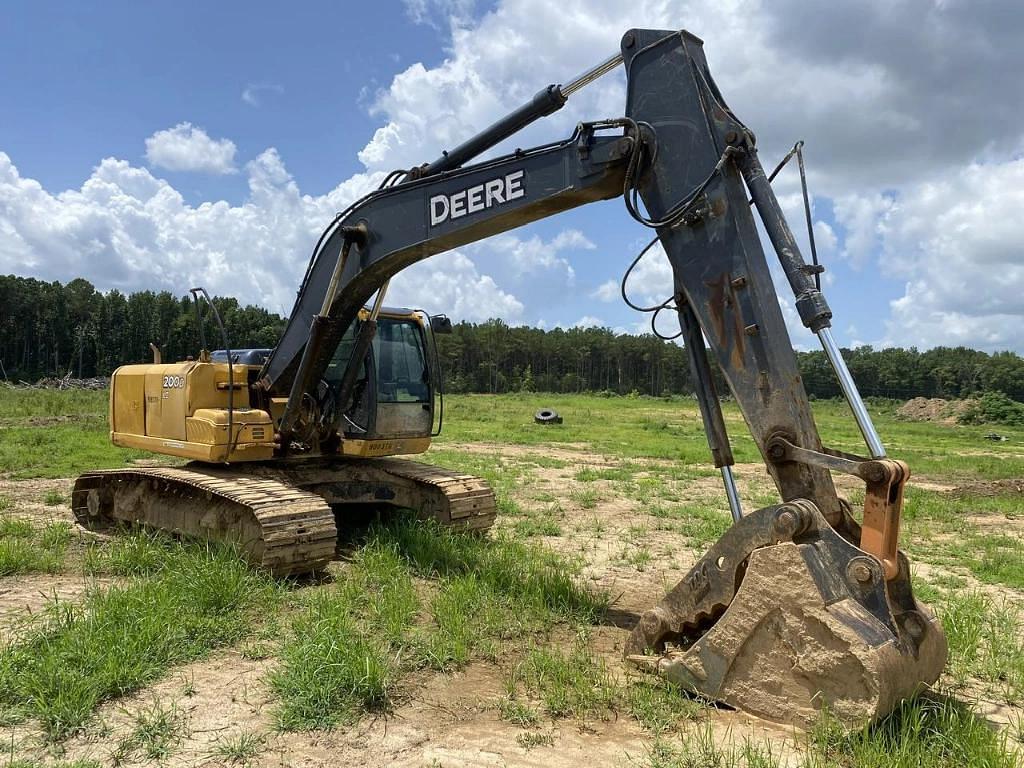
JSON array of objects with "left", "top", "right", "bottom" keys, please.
[
  {"left": 110, "top": 360, "right": 275, "bottom": 463},
  {"left": 110, "top": 308, "right": 439, "bottom": 463}
]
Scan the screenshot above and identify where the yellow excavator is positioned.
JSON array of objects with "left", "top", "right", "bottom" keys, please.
[{"left": 73, "top": 28, "right": 947, "bottom": 729}]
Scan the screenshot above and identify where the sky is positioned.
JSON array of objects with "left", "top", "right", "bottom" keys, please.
[{"left": 2, "top": 0, "right": 1023, "bottom": 353}]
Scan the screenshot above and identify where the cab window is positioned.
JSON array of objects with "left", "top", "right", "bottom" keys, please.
[{"left": 373, "top": 319, "right": 430, "bottom": 403}]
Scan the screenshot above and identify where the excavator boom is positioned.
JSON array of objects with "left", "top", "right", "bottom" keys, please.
[{"left": 254, "top": 27, "right": 945, "bottom": 727}]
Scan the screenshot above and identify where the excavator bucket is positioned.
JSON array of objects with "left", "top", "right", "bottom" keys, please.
[{"left": 625, "top": 500, "right": 947, "bottom": 728}]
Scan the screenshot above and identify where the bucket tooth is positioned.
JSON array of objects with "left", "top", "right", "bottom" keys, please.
[{"left": 626, "top": 501, "right": 947, "bottom": 729}]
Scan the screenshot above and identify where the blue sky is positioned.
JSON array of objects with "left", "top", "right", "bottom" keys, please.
[
  {"left": 2, "top": 3, "right": 444, "bottom": 197},
  {"left": 2, "top": 0, "right": 1023, "bottom": 352}
]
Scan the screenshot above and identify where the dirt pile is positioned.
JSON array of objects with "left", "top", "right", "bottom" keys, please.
[{"left": 897, "top": 397, "right": 971, "bottom": 424}]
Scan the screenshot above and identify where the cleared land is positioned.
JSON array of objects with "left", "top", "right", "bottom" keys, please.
[{"left": 0, "top": 389, "right": 1022, "bottom": 767}]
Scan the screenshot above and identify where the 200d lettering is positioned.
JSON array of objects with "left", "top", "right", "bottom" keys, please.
[{"left": 429, "top": 170, "right": 525, "bottom": 226}]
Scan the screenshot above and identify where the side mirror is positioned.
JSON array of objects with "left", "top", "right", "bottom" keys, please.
[{"left": 430, "top": 314, "right": 453, "bottom": 334}]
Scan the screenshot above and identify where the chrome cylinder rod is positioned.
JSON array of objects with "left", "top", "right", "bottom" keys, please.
[
  {"left": 817, "top": 327, "right": 886, "bottom": 458},
  {"left": 721, "top": 465, "right": 743, "bottom": 522},
  {"left": 369, "top": 279, "right": 391, "bottom": 320},
  {"left": 560, "top": 52, "right": 624, "bottom": 97}
]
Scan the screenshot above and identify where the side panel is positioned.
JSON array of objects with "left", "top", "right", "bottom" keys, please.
[
  {"left": 110, "top": 366, "right": 146, "bottom": 436},
  {"left": 145, "top": 365, "right": 190, "bottom": 441},
  {"left": 340, "top": 437, "right": 431, "bottom": 457}
]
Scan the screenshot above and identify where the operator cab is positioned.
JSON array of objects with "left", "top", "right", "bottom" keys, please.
[{"left": 322, "top": 307, "right": 447, "bottom": 456}]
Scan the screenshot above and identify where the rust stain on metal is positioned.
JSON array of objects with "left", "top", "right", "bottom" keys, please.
[{"left": 706, "top": 272, "right": 746, "bottom": 370}]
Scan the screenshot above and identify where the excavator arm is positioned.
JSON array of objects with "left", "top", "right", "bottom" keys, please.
[{"left": 255, "top": 28, "right": 947, "bottom": 727}]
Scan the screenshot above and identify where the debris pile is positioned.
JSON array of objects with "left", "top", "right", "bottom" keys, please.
[{"left": 3, "top": 373, "right": 109, "bottom": 390}]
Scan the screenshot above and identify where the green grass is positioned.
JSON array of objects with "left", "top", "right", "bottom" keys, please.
[
  {"left": 667, "top": 505, "right": 733, "bottom": 548},
  {"left": 1, "top": 389, "right": 1023, "bottom": 764},
  {"left": 627, "top": 678, "right": 705, "bottom": 734},
  {"left": 574, "top": 464, "right": 640, "bottom": 482},
  {"left": 513, "top": 514, "right": 562, "bottom": 538},
  {"left": 507, "top": 633, "right": 618, "bottom": 725},
  {"left": 640, "top": 695, "right": 1018, "bottom": 768},
  {"left": 272, "top": 589, "right": 398, "bottom": 729},
  {"left": 435, "top": 394, "right": 1024, "bottom": 481},
  {"left": 569, "top": 486, "right": 600, "bottom": 509},
  {"left": 3, "top": 389, "right": 1024, "bottom": 484},
  {"left": 0, "top": 389, "right": 150, "bottom": 478},
  {"left": 42, "top": 489, "right": 65, "bottom": 507},
  {"left": 0, "top": 535, "right": 277, "bottom": 739},
  {"left": 903, "top": 487, "right": 1024, "bottom": 589},
  {"left": 0, "top": 518, "right": 72, "bottom": 576},
  {"left": 516, "top": 730, "right": 555, "bottom": 750},
  {"left": 113, "top": 698, "right": 187, "bottom": 763},
  {"left": 270, "top": 539, "right": 415, "bottom": 730},
  {"left": 502, "top": 633, "right": 702, "bottom": 734},
  {"left": 498, "top": 698, "right": 540, "bottom": 726},
  {"left": 271, "top": 520, "right": 608, "bottom": 730},
  {"left": 802, "top": 695, "right": 1017, "bottom": 768},
  {"left": 210, "top": 730, "right": 268, "bottom": 765},
  {"left": 83, "top": 528, "right": 178, "bottom": 576},
  {"left": 0, "top": 389, "right": 109, "bottom": 421},
  {"left": 642, "top": 723, "right": 781, "bottom": 767},
  {"left": 384, "top": 520, "right": 607, "bottom": 622},
  {"left": 934, "top": 590, "right": 1024, "bottom": 703}
]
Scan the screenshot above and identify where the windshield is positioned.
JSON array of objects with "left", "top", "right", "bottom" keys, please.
[
  {"left": 323, "top": 317, "right": 429, "bottom": 402},
  {"left": 373, "top": 319, "right": 429, "bottom": 403}
]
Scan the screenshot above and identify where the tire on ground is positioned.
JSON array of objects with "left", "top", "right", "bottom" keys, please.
[{"left": 534, "top": 408, "right": 563, "bottom": 425}]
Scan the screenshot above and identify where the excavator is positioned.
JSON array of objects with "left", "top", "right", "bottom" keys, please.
[{"left": 72, "top": 28, "right": 947, "bottom": 728}]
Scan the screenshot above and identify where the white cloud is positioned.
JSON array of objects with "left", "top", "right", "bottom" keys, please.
[
  {"left": 0, "top": 149, "right": 378, "bottom": 312},
  {"left": 388, "top": 250, "right": 524, "bottom": 321},
  {"left": 144, "top": 123, "right": 238, "bottom": 174},
  {"left": 877, "top": 158, "right": 1024, "bottom": 351},
  {"left": 832, "top": 193, "right": 895, "bottom": 268},
  {"left": 473, "top": 229, "right": 591, "bottom": 280},
  {"left": 591, "top": 279, "right": 618, "bottom": 302},
  {"left": 6, "top": 0, "right": 1024, "bottom": 353},
  {"left": 402, "top": 0, "right": 475, "bottom": 28},
  {"left": 362, "top": 0, "right": 1024, "bottom": 197},
  {"left": 620, "top": 240, "right": 672, "bottom": 309},
  {"left": 573, "top": 315, "right": 603, "bottom": 328},
  {"left": 241, "top": 83, "right": 284, "bottom": 107},
  {"left": 0, "top": 149, "right": 532, "bottom": 323},
  {"left": 358, "top": 1, "right": 674, "bottom": 173}
]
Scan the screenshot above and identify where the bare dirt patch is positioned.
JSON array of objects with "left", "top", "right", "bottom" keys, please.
[
  {"left": 0, "top": 574, "right": 116, "bottom": 643},
  {"left": 0, "top": 476, "right": 75, "bottom": 524},
  {"left": 448, "top": 441, "right": 626, "bottom": 467},
  {"left": 952, "top": 478, "right": 1024, "bottom": 498}
]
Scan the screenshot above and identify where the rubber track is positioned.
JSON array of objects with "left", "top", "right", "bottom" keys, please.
[
  {"left": 370, "top": 457, "right": 496, "bottom": 529},
  {"left": 73, "top": 458, "right": 496, "bottom": 575},
  {"left": 73, "top": 466, "right": 337, "bottom": 576}
]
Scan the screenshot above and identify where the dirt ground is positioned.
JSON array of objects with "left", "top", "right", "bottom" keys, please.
[{"left": 1, "top": 445, "right": 1022, "bottom": 767}]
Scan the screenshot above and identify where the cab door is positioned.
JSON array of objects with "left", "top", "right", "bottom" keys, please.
[{"left": 371, "top": 318, "right": 433, "bottom": 438}]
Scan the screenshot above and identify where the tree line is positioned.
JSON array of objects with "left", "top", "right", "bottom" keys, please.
[
  {"left": 2, "top": 275, "right": 1023, "bottom": 403},
  {"left": 437, "top": 319, "right": 1024, "bottom": 402},
  {"left": 0, "top": 275, "right": 284, "bottom": 380}
]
